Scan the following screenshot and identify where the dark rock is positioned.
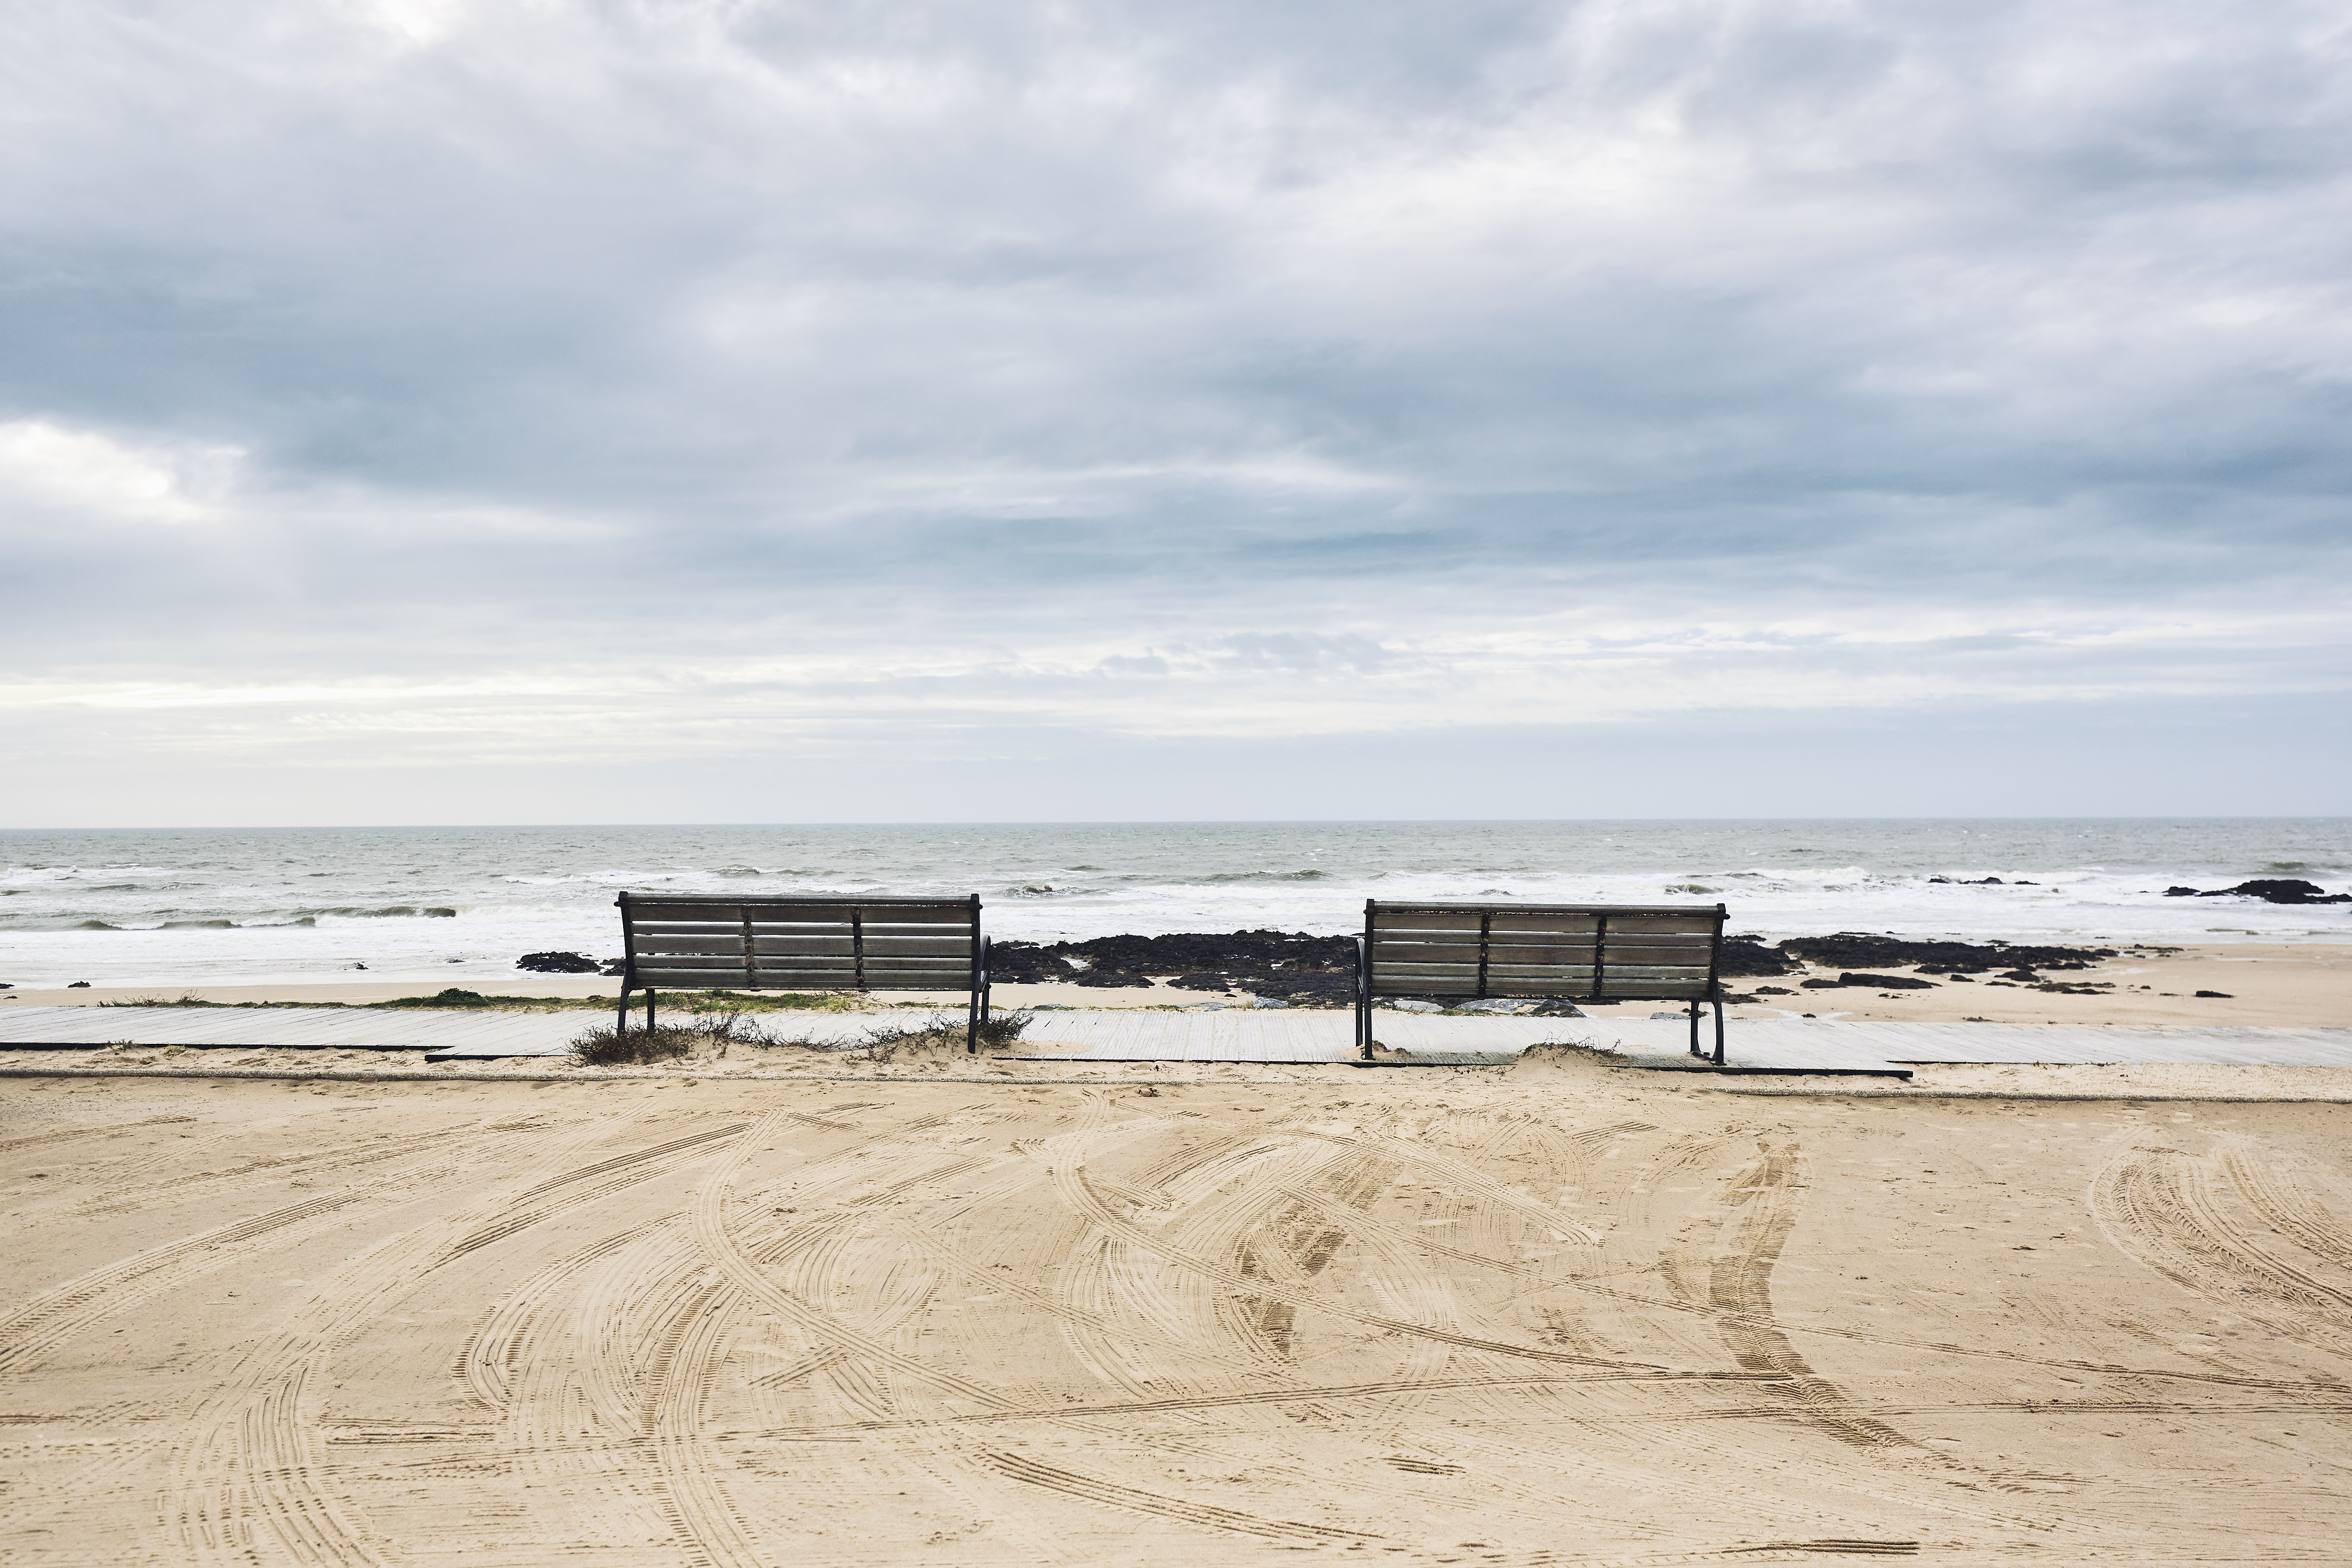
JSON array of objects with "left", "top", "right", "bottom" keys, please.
[
  {"left": 1803, "top": 972, "right": 1937, "bottom": 990},
  {"left": 67, "top": 980, "right": 90, "bottom": 988},
  {"left": 1780, "top": 933, "right": 2110, "bottom": 972},
  {"left": 1070, "top": 970, "right": 1147, "bottom": 988},
  {"left": 1998, "top": 969, "right": 2039, "bottom": 983},
  {"left": 1753, "top": 985, "right": 1796, "bottom": 996},
  {"left": 2194, "top": 990, "right": 2232, "bottom": 998},
  {"left": 2167, "top": 879, "right": 2349, "bottom": 903},
  {"left": 1961, "top": 877, "right": 2003, "bottom": 885},
  {"left": 600, "top": 959, "right": 626, "bottom": 976},
  {"left": 988, "top": 929, "right": 1358, "bottom": 987},
  {"left": 2217, "top": 879, "right": 2348, "bottom": 904},
  {"left": 1800, "top": 977, "right": 1845, "bottom": 989},
  {"left": 518, "top": 951, "right": 601, "bottom": 974},
  {"left": 1716, "top": 935, "right": 1802, "bottom": 977},
  {"left": 1525, "top": 1000, "right": 1586, "bottom": 1017}
]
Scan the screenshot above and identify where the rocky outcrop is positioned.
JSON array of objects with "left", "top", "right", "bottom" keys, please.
[
  {"left": 1715, "top": 935, "right": 1802, "bottom": 976},
  {"left": 2163, "top": 879, "right": 2350, "bottom": 904},
  {"left": 516, "top": 951, "right": 602, "bottom": 974},
  {"left": 1779, "top": 933, "right": 2112, "bottom": 972},
  {"left": 1802, "top": 972, "right": 1940, "bottom": 989}
]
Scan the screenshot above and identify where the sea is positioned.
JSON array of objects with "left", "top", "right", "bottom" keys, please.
[{"left": 0, "top": 819, "right": 2345, "bottom": 990}]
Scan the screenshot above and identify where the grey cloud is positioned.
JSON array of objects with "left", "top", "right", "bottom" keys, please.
[{"left": 2, "top": 0, "right": 2347, "bottom": 819}]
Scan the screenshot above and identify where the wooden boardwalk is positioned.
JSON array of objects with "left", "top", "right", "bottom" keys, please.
[
  {"left": 3, "top": 1004, "right": 2347, "bottom": 1072},
  {"left": 0, "top": 1005, "right": 874, "bottom": 1059}
]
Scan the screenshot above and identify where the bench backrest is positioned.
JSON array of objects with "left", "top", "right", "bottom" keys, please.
[
  {"left": 1364, "top": 900, "right": 1726, "bottom": 1002},
  {"left": 617, "top": 893, "right": 983, "bottom": 993}
]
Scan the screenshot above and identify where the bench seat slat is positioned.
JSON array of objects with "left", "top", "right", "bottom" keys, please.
[
  {"left": 1376, "top": 983, "right": 1713, "bottom": 997},
  {"left": 1377, "top": 959, "right": 1712, "bottom": 975}
]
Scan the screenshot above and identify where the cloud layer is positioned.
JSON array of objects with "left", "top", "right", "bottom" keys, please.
[{"left": 3, "top": 0, "right": 2347, "bottom": 821}]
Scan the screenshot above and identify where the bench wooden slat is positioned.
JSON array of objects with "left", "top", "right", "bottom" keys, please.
[
  {"left": 633, "top": 917, "right": 973, "bottom": 933},
  {"left": 1371, "top": 903, "right": 1721, "bottom": 919},
  {"left": 631, "top": 935, "right": 978, "bottom": 958},
  {"left": 1372, "top": 940, "right": 1713, "bottom": 962},
  {"left": 633, "top": 935, "right": 747, "bottom": 956},
  {"left": 628, "top": 903, "right": 974, "bottom": 922},
  {"left": 1380, "top": 979, "right": 1711, "bottom": 993}
]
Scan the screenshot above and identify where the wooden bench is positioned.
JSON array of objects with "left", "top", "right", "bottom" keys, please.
[
  {"left": 1356, "top": 900, "right": 1731, "bottom": 1064},
  {"left": 614, "top": 892, "right": 992, "bottom": 1050}
]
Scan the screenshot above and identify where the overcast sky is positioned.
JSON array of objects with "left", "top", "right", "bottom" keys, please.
[{"left": 4, "top": 0, "right": 2347, "bottom": 826}]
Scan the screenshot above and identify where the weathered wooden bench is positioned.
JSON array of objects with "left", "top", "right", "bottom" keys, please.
[
  {"left": 1356, "top": 900, "right": 1732, "bottom": 1064},
  {"left": 614, "top": 892, "right": 992, "bottom": 1050}
]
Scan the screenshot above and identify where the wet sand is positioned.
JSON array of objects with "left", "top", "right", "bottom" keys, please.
[{"left": 5, "top": 1052, "right": 2352, "bottom": 1565}]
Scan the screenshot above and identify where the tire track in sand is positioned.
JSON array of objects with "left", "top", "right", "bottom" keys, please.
[
  {"left": 3, "top": 1173, "right": 457, "bottom": 1376},
  {"left": 2092, "top": 1142, "right": 2352, "bottom": 1357},
  {"left": 971, "top": 1449, "right": 1373, "bottom": 1544},
  {"left": 480, "top": 1113, "right": 986, "bottom": 1555},
  {"left": 165, "top": 1110, "right": 744, "bottom": 1568},
  {"left": 1673, "top": 1137, "right": 1923, "bottom": 1454},
  {"left": 52, "top": 1117, "right": 552, "bottom": 1224},
  {"left": 0, "top": 1114, "right": 195, "bottom": 1155},
  {"left": 690, "top": 1113, "right": 1087, "bottom": 1566},
  {"left": 1037, "top": 1126, "right": 1717, "bottom": 1378},
  {"left": 5, "top": 1118, "right": 561, "bottom": 1352},
  {"left": 2219, "top": 1140, "right": 2352, "bottom": 1274},
  {"left": 706, "top": 1106, "right": 1377, "bottom": 1559}
]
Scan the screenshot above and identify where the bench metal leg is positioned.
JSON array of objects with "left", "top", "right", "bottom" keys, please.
[
  {"left": 1688, "top": 999, "right": 1702, "bottom": 1057},
  {"left": 647, "top": 990, "right": 657, "bottom": 1035},
  {"left": 1355, "top": 935, "right": 1373, "bottom": 1062},
  {"left": 1712, "top": 992, "right": 1727, "bottom": 1067},
  {"left": 967, "top": 985, "right": 980, "bottom": 1055},
  {"left": 617, "top": 987, "right": 631, "bottom": 1036}
]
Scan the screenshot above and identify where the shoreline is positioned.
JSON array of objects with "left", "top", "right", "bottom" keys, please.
[{"left": 4, "top": 940, "right": 2344, "bottom": 1029}]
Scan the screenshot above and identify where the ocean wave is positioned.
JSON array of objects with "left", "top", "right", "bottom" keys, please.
[
  {"left": 160, "top": 919, "right": 234, "bottom": 928},
  {"left": 2, "top": 821, "right": 2343, "bottom": 988},
  {"left": 1197, "top": 870, "right": 1329, "bottom": 884},
  {"left": 295, "top": 905, "right": 459, "bottom": 919}
]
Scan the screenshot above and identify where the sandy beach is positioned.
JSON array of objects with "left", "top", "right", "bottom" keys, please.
[
  {"left": 4, "top": 924, "right": 2347, "bottom": 1565},
  {"left": 6, "top": 1049, "right": 2352, "bottom": 1566},
  {"left": 6, "top": 942, "right": 2345, "bottom": 1029}
]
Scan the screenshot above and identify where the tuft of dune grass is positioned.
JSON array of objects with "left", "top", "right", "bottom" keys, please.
[
  {"left": 571, "top": 1024, "right": 701, "bottom": 1066},
  {"left": 570, "top": 1006, "right": 1033, "bottom": 1068}
]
